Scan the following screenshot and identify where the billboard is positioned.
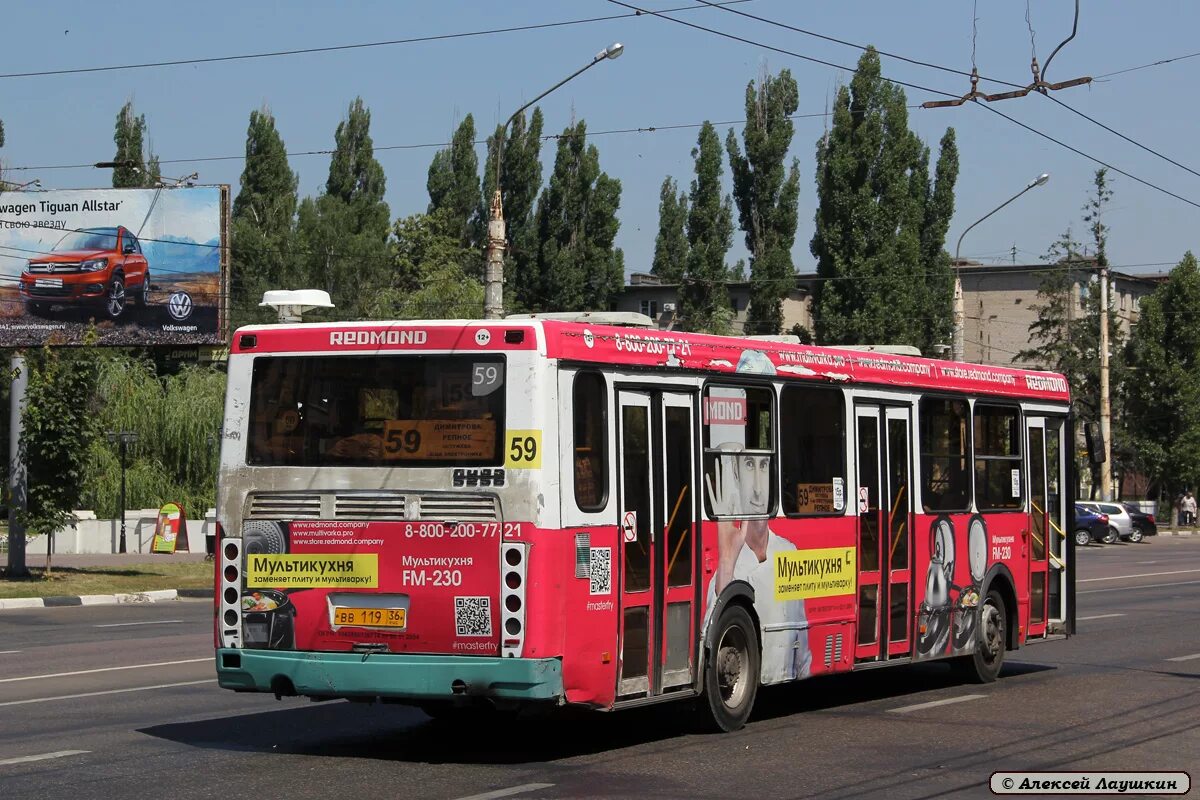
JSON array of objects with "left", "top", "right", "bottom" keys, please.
[{"left": 0, "top": 185, "right": 228, "bottom": 346}]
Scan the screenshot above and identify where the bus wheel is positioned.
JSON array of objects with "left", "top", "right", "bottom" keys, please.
[
  {"left": 702, "top": 604, "right": 760, "bottom": 732},
  {"left": 955, "top": 589, "right": 1006, "bottom": 683}
]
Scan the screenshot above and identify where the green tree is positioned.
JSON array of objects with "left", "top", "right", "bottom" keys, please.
[
  {"left": 19, "top": 346, "right": 101, "bottom": 573},
  {"left": 533, "top": 121, "right": 624, "bottom": 312},
  {"left": 811, "top": 49, "right": 958, "bottom": 351},
  {"left": 80, "top": 356, "right": 225, "bottom": 524},
  {"left": 727, "top": 68, "right": 801, "bottom": 335},
  {"left": 1123, "top": 252, "right": 1200, "bottom": 500},
  {"left": 682, "top": 122, "right": 735, "bottom": 333},
  {"left": 483, "top": 109, "right": 545, "bottom": 313},
  {"left": 230, "top": 106, "right": 299, "bottom": 328},
  {"left": 652, "top": 177, "right": 688, "bottom": 283},
  {"left": 112, "top": 101, "right": 158, "bottom": 188},
  {"left": 294, "top": 97, "right": 392, "bottom": 319},
  {"left": 427, "top": 114, "right": 482, "bottom": 248},
  {"left": 367, "top": 213, "right": 484, "bottom": 320}
]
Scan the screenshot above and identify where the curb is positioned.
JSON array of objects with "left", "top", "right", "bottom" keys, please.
[
  {"left": 0, "top": 587, "right": 210, "bottom": 611},
  {"left": 1158, "top": 530, "right": 1197, "bottom": 536}
]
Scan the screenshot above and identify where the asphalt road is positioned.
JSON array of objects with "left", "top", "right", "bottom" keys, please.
[{"left": 1, "top": 537, "right": 1197, "bottom": 800}]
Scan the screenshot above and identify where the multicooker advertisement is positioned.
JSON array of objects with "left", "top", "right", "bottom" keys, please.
[{"left": 0, "top": 185, "right": 228, "bottom": 346}]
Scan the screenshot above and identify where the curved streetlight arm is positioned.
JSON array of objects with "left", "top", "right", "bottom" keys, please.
[
  {"left": 955, "top": 185, "right": 1032, "bottom": 263},
  {"left": 493, "top": 52, "right": 611, "bottom": 200},
  {"left": 955, "top": 176, "right": 1048, "bottom": 264}
]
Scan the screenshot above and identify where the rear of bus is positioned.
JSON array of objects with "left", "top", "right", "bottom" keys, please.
[{"left": 214, "top": 320, "right": 562, "bottom": 708}]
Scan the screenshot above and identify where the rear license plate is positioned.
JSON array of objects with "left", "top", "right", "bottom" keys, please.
[
  {"left": 34, "top": 278, "right": 63, "bottom": 288},
  {"left": 333, "top": 607, "right": 406, "bottom": 628}
]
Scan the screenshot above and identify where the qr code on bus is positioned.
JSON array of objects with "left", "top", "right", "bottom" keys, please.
[
  {"left": 589, "top": 547, "right": 611, "bottom": 595},
  {"left": 454, "top": 596, "right": 492, "bottom": 637}
]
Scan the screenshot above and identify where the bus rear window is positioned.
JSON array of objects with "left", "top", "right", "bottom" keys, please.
[{"left": 247, "top": 355, "right": 505, "bottom": 467}]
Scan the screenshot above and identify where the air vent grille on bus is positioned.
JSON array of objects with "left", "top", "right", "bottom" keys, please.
[
  {"left": 247, "top": 493, "right": 322, "bottom": 519},
  {"left": 334, "top": 493, "right": 406, "bottom": 519},
  {"left": 416, "top": 495, "right": 498, "bottom": 521}
]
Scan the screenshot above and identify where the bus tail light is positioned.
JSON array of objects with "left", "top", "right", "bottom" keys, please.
[
  {"left": 213, "top": 521, "right": 225, "bottom": 648},
  {"left": 500, "top": 542, "right": 527, "bottom": 658},
  {"left": 219, "top": 535, "right": 244, "bottom": 649}
]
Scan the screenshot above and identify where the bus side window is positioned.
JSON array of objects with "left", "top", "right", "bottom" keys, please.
[
  {"left": 974, "top": 404, "right": 1022, "bottom": 510},
  {"left": 780, "top": 386, "right": 845, "bottom": 516},
  {"left": 574, "top": 372, "right": 608, "bottom": 511},
  {"left": 919, "top": 398, "right": 971, "bottom": 512}
]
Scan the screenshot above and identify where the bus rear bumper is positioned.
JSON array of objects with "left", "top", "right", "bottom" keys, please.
[{"left": 215, "top": 649, "right": 564, "bottom": 702}]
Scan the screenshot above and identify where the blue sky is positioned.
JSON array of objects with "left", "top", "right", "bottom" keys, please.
[{"left": 1, "top": 1, "right": 1196, "bottom": 279}]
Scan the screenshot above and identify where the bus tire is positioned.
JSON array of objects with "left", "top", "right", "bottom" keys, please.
[
  {"left": 954, "top": 589, "right": 1006, "bottom": 683},
  {"left": 702, "top": 604, "right": 760, "bottom": 732}
]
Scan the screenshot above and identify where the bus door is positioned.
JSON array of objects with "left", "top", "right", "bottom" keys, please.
[
  {"left": 854, "top": 404, "right": 914, "bottom": 661},
  {"left": 616, "top": 389, "right": 698, "bottom": 698},
  {"left": 1026, "top": 416, "right": 1066, "bottom": 636}
]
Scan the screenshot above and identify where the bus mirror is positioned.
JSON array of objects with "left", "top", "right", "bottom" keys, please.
[{"left": 1084, "top": 422, "right": 1106, "bottom": 465}]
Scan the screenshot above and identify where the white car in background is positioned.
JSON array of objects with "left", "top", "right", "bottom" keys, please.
[{"left": 1077, "top": 501, "right": 1134, "bottom": 543}]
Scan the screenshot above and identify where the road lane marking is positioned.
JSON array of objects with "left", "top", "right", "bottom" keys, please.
[
  {"left": 0, "top": 679, "right": 216, "bottom": 707},
  {"left": 0, "top": 658, "right": 209, "bottom": 684},
  {"left": 0, "top": 651, "right": 21, "bottom": 655},
  {"left": 94, "top": 620, "right": 184, "bottom": 628},
  {"left": 888, "top": 694, "right": 986, "bottom": 714},
  {"left": 0, "top": 750, "right": 90, "bottom": 766},
  {"left": 1080, "top": 579, "right": 1200, "bottom": 595},
  {"left": 1079, "top": 568, "right": 1200, "bottom": 583},
  {"left": 452, "top": 785, "right": 556, "bottom": 800},
  {"left": 1166, "top": 653, "right": 1200, "bottom": 662},
  {"left": 1078, "top": 613, "right": 1126, "bottom": 621}
]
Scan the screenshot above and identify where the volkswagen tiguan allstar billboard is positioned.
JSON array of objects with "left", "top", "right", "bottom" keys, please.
[{"left": 0, "top": 185, "right": 227, "bottom": 346}]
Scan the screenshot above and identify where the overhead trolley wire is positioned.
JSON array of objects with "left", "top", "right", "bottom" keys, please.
[
  {"left": 0, "top": 1, "right": 753, "bottom": 80},
  {"left": 612, "top": 0, "right": 1200, "bottom": 212},
  {"left": 691, "top": 0, "right": 1200, "bottom": 184}
]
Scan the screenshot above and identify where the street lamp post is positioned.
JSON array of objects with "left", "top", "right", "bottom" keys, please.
[
  {"left": 483, "top": 42, "right": 625, "bottom": 319},
  {"left": 952, "top": 173, "right": 1050, "bottom": 361},
  {"left": 107, "top": 431, "right": 139, "bottom": 553}
]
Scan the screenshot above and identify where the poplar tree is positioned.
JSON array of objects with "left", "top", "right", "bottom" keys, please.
[
  {"left": 230, "top": 106, "right": 299, "bottom": 327},
  {"left": 652, "top": 177, "right": 688, "bottom": 283},
  {"left": 532, "top": 121, "right": 623, "bottom": 312},
  {"left": 727, "top": 68, "right": 801, "bottom": 335},
  {"left": 1124, "top": 252, "right": 1200, "bottom": 498},
  {"left": 295, "top": 97, "right": 392, "bottom": 320},
  {"left": 811, "top": 49, "right": 958, "bottom": 351},
  {"left": 682, "top": 121, "right": 735, "bottom": 333},
  {"left": 112, "top": 101, "right": 158, "bottom": 188},
  {"left": 483, "top": 109, "right": 544, "bottom": 312},
  {"left": 427, "top": 114, "right": 481, "bottom": 247}
]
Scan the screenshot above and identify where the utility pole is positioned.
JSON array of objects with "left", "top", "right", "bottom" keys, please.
[
  {"left": 107, "top": 431, "right": 138, "bottom": 553},
  {"left": 1099, "top": 264, "right": 1112, "bottom": 500},
  {"left": 483, "top": 42, "right": 625, "bottom": 319}
]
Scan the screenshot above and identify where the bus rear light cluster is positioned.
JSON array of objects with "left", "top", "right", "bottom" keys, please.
[
  {"left": 500, "top": 543, "right": 527, "bottom": 658},
  {"left": 219, "top": 538, "right": 244, "bottom": 649}
]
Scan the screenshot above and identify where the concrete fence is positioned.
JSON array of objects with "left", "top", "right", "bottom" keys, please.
[{"left": 24, "top": 509, "right": 217, "bottom": 555}]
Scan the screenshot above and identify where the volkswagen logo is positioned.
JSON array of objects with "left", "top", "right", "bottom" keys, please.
[
  {"left": 166, "top": 291, "right": 194, "bottom": 322},
  {"left": 46, "top": 263, "right": 55, "bottom": 274}
]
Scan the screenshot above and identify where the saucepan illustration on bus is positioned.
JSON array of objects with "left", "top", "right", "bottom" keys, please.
[{"left": 213, "top": 294, "right": 1076, "bottom": 732}]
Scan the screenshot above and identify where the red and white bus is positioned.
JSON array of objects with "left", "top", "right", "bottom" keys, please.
[{"left": 215, "top": 314, "right": 1074, "bottom": 730}]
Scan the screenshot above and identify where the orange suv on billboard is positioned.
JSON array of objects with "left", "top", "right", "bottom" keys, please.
[{"left": 20, "top": 226, "right": 150, "bottom": 319}]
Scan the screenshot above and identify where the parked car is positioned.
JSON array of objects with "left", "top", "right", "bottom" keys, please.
[
  {"left": 1121, "top": 503, "right": 1157, "bottom": 542},
  {"left": 19, "top": 226, "right": 150, "bottom": 320},
  {"left": 1077, "top": 501, "right": 1133, "bottom": 543},
  {"left": 1074, "top": 504, "right": 1113, "bottom": 546}
]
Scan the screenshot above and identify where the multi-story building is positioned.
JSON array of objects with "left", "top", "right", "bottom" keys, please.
[{"left": 614, "top": 262, "right": 1162, "bottom": 367}]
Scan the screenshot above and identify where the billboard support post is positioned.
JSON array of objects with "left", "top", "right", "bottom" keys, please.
[{"left": 7, "top": 353, "right": 28, "bottom": 576}]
